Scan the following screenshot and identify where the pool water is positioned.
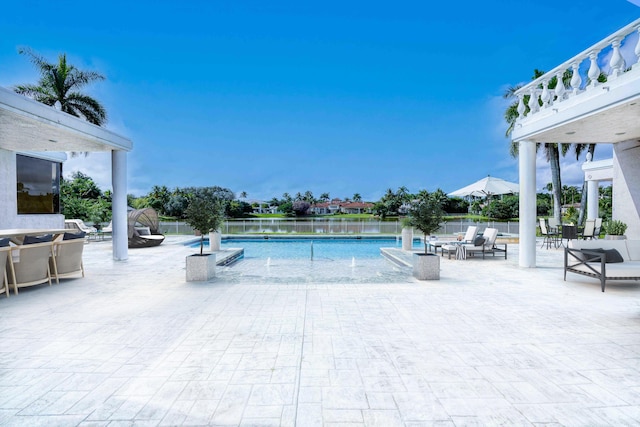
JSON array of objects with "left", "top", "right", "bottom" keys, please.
[{"left": 196, "top": 237, "right": 425, "bottom": 260}]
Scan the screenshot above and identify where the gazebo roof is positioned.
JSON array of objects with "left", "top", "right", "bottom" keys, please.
[{"left": 0, "top": 86, "right": 132, "bottom": 153}]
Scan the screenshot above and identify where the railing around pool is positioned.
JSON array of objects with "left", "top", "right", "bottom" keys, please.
[{"left": 159, "top": 219, "right": 519, "bottom": 236}]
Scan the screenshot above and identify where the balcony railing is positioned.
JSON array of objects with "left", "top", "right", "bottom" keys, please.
[{"left": 514, "top": 18, "right": 640, "bottom": 119}]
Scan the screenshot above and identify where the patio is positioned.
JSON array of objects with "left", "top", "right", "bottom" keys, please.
[{"left": 0, "top": 238, "right": 639, "bottom": 426}]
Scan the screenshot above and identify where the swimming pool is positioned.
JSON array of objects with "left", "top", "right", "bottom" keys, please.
[{"left": 194, "top": 237, "right": 424, "bottom": 260}]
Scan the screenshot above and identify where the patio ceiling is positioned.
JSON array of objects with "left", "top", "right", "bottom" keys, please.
[
  {"left": 0, "top": 87, "right": 132, "bottom": 153},
  {"left": 512, "top": 77, "right": 640, "bottom": 145}
]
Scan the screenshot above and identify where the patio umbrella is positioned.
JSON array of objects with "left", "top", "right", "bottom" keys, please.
[{"left": 449, "top": 175, "right": 519, "bottom": 198}]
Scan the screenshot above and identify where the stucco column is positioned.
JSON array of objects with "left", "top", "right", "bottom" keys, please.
[
  {"left": 519, "top": 140, "right": 536, "bottom": 268},
  {"left": 112, "top": 150, "right": 128, "bottom": 261},
  {"left": 586, "top": 180, "right": 599, "bottom": 220}
]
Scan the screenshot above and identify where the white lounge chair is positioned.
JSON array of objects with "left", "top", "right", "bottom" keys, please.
[
  {"left": 426, "top": 225, "right": 478, "bottom": 254},
  {"left": 462, "top": 227, "right": 507, "bottom": 259},
  {"left": 65, "top": 219, "right": 98, "bottom": 239}
]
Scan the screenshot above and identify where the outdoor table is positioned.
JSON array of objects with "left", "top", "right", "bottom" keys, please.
[{"left": 0, "top": 228, "right": 68, "bottom": 244}]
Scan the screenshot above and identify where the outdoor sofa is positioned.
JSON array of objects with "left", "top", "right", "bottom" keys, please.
[{"left": 564, "top": 239, "right": 640, "bottom": 292}]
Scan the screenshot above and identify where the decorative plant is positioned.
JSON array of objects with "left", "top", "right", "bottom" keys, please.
[
  {"left": 606, "top": 220, "right": 627, "bottom": 236},
  {"left": 406, "top": 190, "right": 445, "bottom": 254},
  {"left": 184, "top": 196, "right": 225, "bottom": 255}
]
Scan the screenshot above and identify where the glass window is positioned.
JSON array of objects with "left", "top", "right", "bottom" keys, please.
[{"left": 16, "top": 154, "right": 61, "bottom": 214}]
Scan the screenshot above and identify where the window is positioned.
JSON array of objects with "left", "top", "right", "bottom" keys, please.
[{"left": 16, "top": 154, "right": 61, "bottom": 214}]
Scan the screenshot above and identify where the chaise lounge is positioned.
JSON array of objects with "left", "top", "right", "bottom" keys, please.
[
  {"left": 128, "top": 208, "right": 165, "bottom": 248},
  {"left": 565, "top": 239, "right": 640, "bottom": 292}
]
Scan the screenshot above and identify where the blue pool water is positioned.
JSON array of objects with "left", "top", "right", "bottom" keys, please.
[{"left": 194, "top": 237, "right": 424, "bottom": 260}]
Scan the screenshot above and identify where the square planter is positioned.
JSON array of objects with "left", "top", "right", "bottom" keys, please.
[
  {"left": 413, "top": 253, "right": 440, "bottom": 280},
  {"left": 186, "top": 253, "right": 216, "bottom": 282}
]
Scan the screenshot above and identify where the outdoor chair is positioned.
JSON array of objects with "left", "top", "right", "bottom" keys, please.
[
  {"left": 0, "top": 238, "right": 11, "bottom": 298},
  {"left": 460, "top": 227, "right": 507, "bottom": 259},
  {"left": 594, "top": 218, "right": 603, "bottom": 238},
  {"left": 548, "top": 217, "right": 560, "bottom": 234},
  {"left": 50, "top": 232, "right": 86, "bottom": 282},
  {"left": 65, "top": 219, "right": 97, "bottom": 240},
  {"left": 8, "top": 238, "right": 54, "bottom": 294},
  {"left": 539, "top": 218, "right": 559, "bottom": 249},
  {"left": 436, "top": 225, "right": 478, "bottom": 256},
  {"left": 582, "top": 219, "right": 596, "bottom": 240}
]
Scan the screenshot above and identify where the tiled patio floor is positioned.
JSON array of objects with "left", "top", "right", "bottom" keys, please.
[{"left": 0, "top": 237, "right": 639, "bottom": 426}]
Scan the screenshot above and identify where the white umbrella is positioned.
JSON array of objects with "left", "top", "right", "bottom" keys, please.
[{"left": 449, "top": 176, "right": 519, "bottom": 198}]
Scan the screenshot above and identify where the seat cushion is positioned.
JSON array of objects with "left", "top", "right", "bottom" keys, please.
[
  {"left": 0, "top": 238, "right": 9, "bottom": 247},
  {"left": 63, "top": 231, "right": 86, "bottom": 240},
  {"left": 626, "top": 241, "right": 640, "bottom": 261},
  {"left": 22, "top": 234, "right": 53, "bottom": 245}
]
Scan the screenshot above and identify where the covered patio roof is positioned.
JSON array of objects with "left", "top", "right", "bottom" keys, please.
[
  {"left": 0, "top": 85, "right": 133, "bottom": 261},
  {"left": 0, "top": 86, "right": 132, "bottom": 152}
]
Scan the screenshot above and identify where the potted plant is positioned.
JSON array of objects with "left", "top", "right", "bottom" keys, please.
[
  {"left": 184, "top": 196, "right": 225, "bottom": 281},
  {"left": 605, "top": 220, "right": 627, "bottom": 240},
  {"left": 400, "top": 217, "right": 413, "bottom": 251},
  {"left": 406, "top": 191, "right": 445, "bottom": 280}
]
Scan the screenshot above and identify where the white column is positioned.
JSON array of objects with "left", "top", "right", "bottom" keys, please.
[
  {"left": 519, "top": 140, "right": 537, "bottom": 268},
  {"left": 112, "top": 150, "right": 128, "bottom": 261},
  {"left": 587, "top": 180, "right": 599, "bottom": 220}
]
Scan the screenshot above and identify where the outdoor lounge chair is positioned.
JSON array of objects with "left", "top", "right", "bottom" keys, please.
[
  {"left": 432, "top": 225, "right": 478, "bottom": 255},
  {"left": 50, "top": 232, "right": 86, "bottom": 282},
  {"left": 128, "top": 208, "right": 165, "bottom": 248},
  {"left": 65, "top": 219, "right": 97, "bottom": 239},
  {"left": 8, "top": 239, "right": 54, "bottom": 294},
  {"left": 462, "top": 227, "right": 506, "bottom": 259}
]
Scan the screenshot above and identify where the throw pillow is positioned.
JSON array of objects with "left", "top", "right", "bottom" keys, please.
[
  {"left": 0, "top": 237, "right": 10, "bottom": 247},
  {"left": 586, "top": 248, "right": 624, "bottom": 263},
  {"left": 473, "top": 236, "right": 486, "bottom": 246},
  {"left": 63, "top": 231, "right": 86, "bottom": 241},
  {"left": 604, "top": 248, "right": 624, "bottom": 263},
  {"left": 22, "top": 234, "right": 53, "bottom": 245}
]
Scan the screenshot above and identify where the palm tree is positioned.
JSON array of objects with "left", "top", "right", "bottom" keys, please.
[
  {"left": 319, "top": 193, "right": 330, "bottom": 202},
  {"left": 352, "top": 193, "right": 362, "bottom": 202},
  {"left": 14, "top": 47, "right": 107, "bottom": 126}
]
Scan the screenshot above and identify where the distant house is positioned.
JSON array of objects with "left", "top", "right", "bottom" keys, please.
[{"left": 310, "top": 199, "right": 373, "bottom": 215}]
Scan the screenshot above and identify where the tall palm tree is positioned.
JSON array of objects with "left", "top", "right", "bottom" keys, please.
[
  {"left": 352, "top": 193, "right": 362, "bottom": 202},
  {"left": 14, "top": 47, "right": 107, "bottom": 126}
]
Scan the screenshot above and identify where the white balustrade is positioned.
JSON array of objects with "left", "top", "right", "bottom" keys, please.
[{"left": 515, "top": 17, "right": 640, "bottom": 119}]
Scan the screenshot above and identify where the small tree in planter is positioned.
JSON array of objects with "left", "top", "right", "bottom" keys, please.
[
  {"left": 185, "top": 196, "right": 225, "bottom": 255},
  {"left": 407, "top": 190, "right": 445, "bottom": 280},
  {"left": 184, "top": 195, "right": 225, "bottom": 281},
  {"left": 407, "top": 190, "right": 445, "bottom": 254}
]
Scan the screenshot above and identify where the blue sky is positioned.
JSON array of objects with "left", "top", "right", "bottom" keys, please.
[{"left": 1, "top": 1, "right": 638, "bottom": 201}]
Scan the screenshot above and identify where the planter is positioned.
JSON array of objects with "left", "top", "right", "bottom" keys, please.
[
  {"left": 401, "top": 227, "right": 413, "bottom": 251},
  {"left": 605, "top": 234, "right": 627, "bottom": 240},
  {"left": 209, "top": 231, "right": 222, "bottom": 251},
  {"left": 186, "top": 253, "right": 216, "bottom": 282},
  {"left": 413, "top": 252, "right": 440, "bottom": 280}
]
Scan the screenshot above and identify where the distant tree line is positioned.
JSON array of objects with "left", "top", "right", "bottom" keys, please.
[{"left": 61, "top": 172, "right": 613, "bottom": 224}]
